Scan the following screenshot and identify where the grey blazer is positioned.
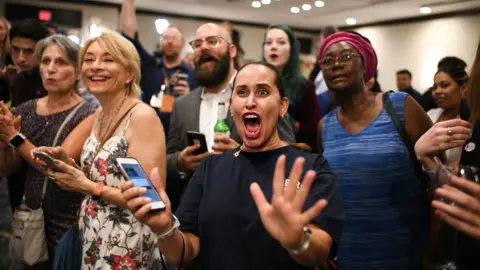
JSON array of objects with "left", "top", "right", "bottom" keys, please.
[{"left": 166, "top": 86, "right": 295, "bottom": 183}]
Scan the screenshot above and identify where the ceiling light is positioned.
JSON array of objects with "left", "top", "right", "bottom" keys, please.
[
  {"left": 261, "top": 0, "right": 271, "bottom": 4},
  {"left": 302, "top": 4, "right": 312, "bottom": 11},
  {"left": 346, "top": 18, "right": 357, "bottom": 25},
  {"left": 315, "top": 1, "right": 325, "bottom": 7},
  {"left": 291, "top": 7, "right": 300, "bottom": 13},
  {"left": 89, "top": 23, "right": 103, "bottom": 38},
  {"left": 252, "top": 1, "right": 261, "bottom": 8},
  {"left": 155, "top": 19, "right": 169, "bottom": 35},
  {"left": 420, "top": 7, "right": 432, "bottom": 14}
]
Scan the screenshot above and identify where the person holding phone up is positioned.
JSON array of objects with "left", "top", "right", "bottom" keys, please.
[
  {"left": 120, "top": 0, "right": 198, "bottom": 135},
  {"left": 122, "top": 62, "right": 343, "bottom": 270}
]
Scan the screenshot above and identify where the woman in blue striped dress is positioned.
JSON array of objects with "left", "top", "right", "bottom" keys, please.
[{"left": 316, "top": 31, "right": 433, "bottom": 269}]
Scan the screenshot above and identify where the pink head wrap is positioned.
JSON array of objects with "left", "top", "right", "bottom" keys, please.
[{"left": 318, "top": 31, "right": 378, "bottom": 82}]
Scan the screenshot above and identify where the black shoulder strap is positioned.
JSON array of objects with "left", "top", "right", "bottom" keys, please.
[{"left": 382, "top": 91, "right": 428, "bottom": 189}]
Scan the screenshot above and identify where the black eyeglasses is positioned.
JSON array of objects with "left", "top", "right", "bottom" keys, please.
[
  {"left": 189, "top": 35, "right": 229, "bottom": 51},
  {"left": 320, "top": 53, "right": 360, "bottom": 69}
]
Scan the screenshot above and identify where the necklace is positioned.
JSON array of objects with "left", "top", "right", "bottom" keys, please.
[{"left": 97, "top": 95, "right": 127, "bottom": 143}]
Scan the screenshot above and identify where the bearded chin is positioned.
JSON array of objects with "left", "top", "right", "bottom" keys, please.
[{"left": 195, "top": 52, "right": 231, "bottom": 88}]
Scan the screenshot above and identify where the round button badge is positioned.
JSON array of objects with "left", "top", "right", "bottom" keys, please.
[{"left": 465, "top": 142, "right": 476, "bottom": 152}]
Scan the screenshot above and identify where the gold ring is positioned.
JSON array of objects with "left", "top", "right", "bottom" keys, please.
[{"left": 447, "top": 127, "right": 453, "bottom": 136}]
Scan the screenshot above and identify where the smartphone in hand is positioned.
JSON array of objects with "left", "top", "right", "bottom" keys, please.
[
  {"left": 186, "top": 131, "right": 208, "bottom": 155},
  {"left": 116, "top": 157, "right": 166, "bottom": 210},
  {"left": 176, "top": 73, "right": 188, "bottom": 85},
  {"left": 33, "top": 151, "right": 56, "bottom": 168}
]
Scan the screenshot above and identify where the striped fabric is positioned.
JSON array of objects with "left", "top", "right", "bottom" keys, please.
[{"left": 322, "top": 92, "right": 429, "bottom": 270}]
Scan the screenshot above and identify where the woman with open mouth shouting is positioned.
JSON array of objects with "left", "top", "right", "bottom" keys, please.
[
  {"left": 262, "top": 24, "right": 321, "bottom": 151},
  {"left": 122, "top": 62, "right": 344, "bottom": 270}
]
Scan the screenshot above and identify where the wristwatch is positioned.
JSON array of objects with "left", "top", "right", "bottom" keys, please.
[
  {"left": 8, "top": 133, "right": 26, "bottom": 148},
  {"left": 286, "top": 226, "right": 312, "bottom": 255},
  {"left": 157, "top": 215, "right": 180, "bottom": 240}
]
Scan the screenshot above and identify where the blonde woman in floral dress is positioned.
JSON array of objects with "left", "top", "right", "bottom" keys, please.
[{"left": 33, "top": 30, "right": 166, "bottom": 269}]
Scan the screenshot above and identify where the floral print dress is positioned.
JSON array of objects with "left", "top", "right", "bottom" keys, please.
[{"left": 79, "top": 107, "right": 163, "bottom": 269}]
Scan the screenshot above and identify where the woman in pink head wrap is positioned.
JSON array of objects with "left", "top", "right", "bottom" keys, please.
[{"left": 316, "top": 31, "right": 436, "bottom": 270}]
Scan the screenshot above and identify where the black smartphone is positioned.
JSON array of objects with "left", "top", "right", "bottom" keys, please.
[
  {"left": 186, "top": 131, "right": 208, "bottom": 155},
  {"left": 33, "top": 151, "right": 56, "bottom": 168}
]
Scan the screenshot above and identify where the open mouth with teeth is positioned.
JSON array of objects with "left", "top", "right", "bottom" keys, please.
[
  {"left": 243, "top": 112, "right": 261, "bottom": 139},
  {"left": 89, "top": 76, "right": 109, "bottom": 83},
  {"left": 199, "top": 55, "right": 217, "bottom": 65}
]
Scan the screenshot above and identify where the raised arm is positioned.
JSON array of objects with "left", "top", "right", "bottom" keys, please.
[{"left": 121, "top": 0, "right": 138, "bottom": 39}]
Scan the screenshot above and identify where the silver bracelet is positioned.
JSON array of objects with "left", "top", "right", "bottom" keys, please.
[
  {"left": 156, "top": 215, "right": 180, "bottom": 240},
  {"left": 286, "top": 226, "right": 312, "bottom": 255}
]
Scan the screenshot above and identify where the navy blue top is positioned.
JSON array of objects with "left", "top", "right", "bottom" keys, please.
[
  {"left": 123, "top": 32, "right": 197, "bottom": 104},
  {"left": 175, "top": 146, "right": 344, "bottom": 270},
  {"left": 322, "top": 92, "right": 429, "bottom": 270},
  {"left": 401, "top": 87, "right": 422, "bottom": 104},
  {"left": 122, "top": 33, "right": 197, "bottom": 135}
]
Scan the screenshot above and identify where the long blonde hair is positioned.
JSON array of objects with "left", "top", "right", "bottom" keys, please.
[
  {"left": 0, "top": 17, "right": 11, "bottom": 57},
  {"left": 467, "top": 39, "right": 480, "bottom": 123},
  {"left": 79, "top": 30, "right": 141, "bottom": 97}
]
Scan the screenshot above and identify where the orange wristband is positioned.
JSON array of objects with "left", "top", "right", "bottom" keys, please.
[{"left": 93, "top": 183, "right": 105, "bottom": 197}]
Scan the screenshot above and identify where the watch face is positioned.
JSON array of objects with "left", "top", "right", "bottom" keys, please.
[{"left": 9, "top": 134, "right": 25, "bottom": 148}]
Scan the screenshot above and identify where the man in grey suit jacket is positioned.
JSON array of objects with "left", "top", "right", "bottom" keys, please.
[{"left": 165, "top": 23, "right": 295, "bottom": 211}]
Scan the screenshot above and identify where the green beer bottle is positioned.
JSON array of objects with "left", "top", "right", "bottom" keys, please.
[{"left": 214, "top": 102, "right": 230, "bottom": 137}]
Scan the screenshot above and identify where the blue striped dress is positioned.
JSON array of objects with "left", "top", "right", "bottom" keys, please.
[{"left": 322, "top": 92, "right": 429, "bottom": 270}]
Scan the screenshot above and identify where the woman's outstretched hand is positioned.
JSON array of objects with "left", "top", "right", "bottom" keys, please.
[{"left": 250, "top": 155, "right": 327, "bottom": 251}]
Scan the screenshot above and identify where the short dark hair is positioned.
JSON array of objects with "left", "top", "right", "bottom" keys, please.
[
  {"left": 233, "top": 61, "right": 286, "bottom": 99},
  {"left": 396, "top": 69, "right": 412, "bottom": 78},
  {"left": 10, "top": 19, "right": 50, "bottom": 43}
]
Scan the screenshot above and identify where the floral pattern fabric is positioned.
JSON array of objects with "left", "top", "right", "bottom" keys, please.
[{"left": 79, "top": 130, "right": 163, "bottom": 269}]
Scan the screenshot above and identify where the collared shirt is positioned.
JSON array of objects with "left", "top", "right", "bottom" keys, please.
[
  {"left": 199, "top": 72, "right": 236, "bottom": 151},
  {"left": 314, "top": 70, "right": 328, "bottom": 96}
]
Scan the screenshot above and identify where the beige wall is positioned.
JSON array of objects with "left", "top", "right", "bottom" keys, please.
[
  {"left": 2, "top": 0, "right": 318, "bottom": 61},
  {"left": 354, "top": 15, "right": 480, "bottom": 93},
  {"left": 135, "top": 14, "right": 318, "bottom": 61}
]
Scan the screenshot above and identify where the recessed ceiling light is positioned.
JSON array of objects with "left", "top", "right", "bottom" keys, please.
[
  {"left": 155, "top": 19, "right": 170, "bottom": 34},
  {"left": 291, "top": 6, "right": 300, "bottom": 13},
  {"left": 346, "top": 18, "right": 357, "bottom": 25},
  {"left": 302, "top": 4, "right": 312, "bottom": 11},
  {"left": 420, "top": 7, "right": 432, "bottom": 14},
  {"left": 261, "top": 0, "right": 271, "bottom": 4},
  {"left": 252, "top": 1, "right": 261, "bottom": 8},
  {"left": 315, "top": 1, "right": 325, "bottom": 7}
]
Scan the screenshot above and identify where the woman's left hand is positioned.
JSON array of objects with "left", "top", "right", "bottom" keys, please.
[
  {"left": 414, "top": 119, "right": 472, "bottom": 161},
  {"left": 49, "top": 159, "right": 95, "bottom": 194},
  {"left": 432, "top": 176, "right": 480, "bottom": 239},
  {"left": 250, "top": 155, "right": 328, "bottom": 250}
]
